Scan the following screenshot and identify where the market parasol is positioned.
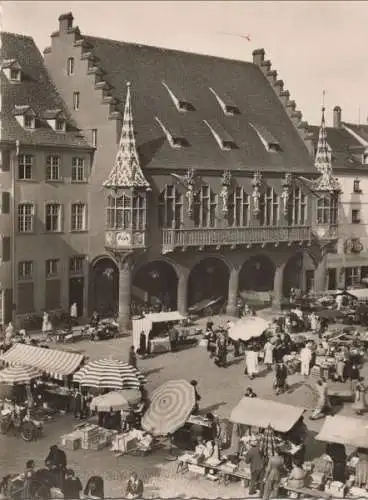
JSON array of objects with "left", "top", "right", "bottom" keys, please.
[
  {"left": 259, "top": 425, "right": 277, "bottom": 458},
  {"left": 141, "top": 379, "right": 195, "bottom": 436},
  {"left": 73, "top": 358, "right": 146, "bottom": 390},
  {"left": 228, "top": 317, "right": 269, "bottom": 342},
  {"left": 0, "top": 364, "right": 42, "bottom": 385},
  {"left": 90, "top": 389, "right": 141, "bottom": 412}
]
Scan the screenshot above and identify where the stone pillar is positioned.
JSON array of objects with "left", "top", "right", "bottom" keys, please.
[
  {"left": 118, "top": 255, "right": 133, "bottom": 331},
  {"left": 177, "top": 272, "right": 188, "bottom": 315},
  {"left": 314, "top": 256, "right": 327, "bottom": 292},
  {"left": 226, "top": 267, "right": 240, "bottom": 315},
  {"left": 273, "top": 263, "right": 285, "bottom": 308}
]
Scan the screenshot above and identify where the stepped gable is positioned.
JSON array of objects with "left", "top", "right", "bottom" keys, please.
[
  {"left": 0, "top": 32, "right": 90, "bottom": 148},
  {"left": 71, "top": 31, "right": 314, "bottom": 173}
]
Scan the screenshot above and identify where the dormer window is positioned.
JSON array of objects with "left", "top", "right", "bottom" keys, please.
[
  {"left": 249, "top": 123, "right": 281, "bottom": 152},
  {"left": 155, "top": 117, "right": 187, "bottom": 148},
  {"left": 162, "top": 81, "right": 195, "bottom": 112},
  {"left": 13, "top": 105, "right": 36, "bottom": 130},
  {"left": 209, "top": 87, "right": 240, "bottom": 116},
  {"left": 1, "top": 59, "right": 22, "bottom": 82},
  {"left": 43, "top": 109, "right": 66, "bottom": 132},
  {"left": 10, "top": 68, "right": 21, "bottom": 81},
  {"left": 55, "top": 119, "right": 66, "bottom": 132},
  {"left": 203, "top": 120, "right": 237, "bottom": 151},
  {"left": 24, "top": 115, "right": 35, "bottom": 129}
]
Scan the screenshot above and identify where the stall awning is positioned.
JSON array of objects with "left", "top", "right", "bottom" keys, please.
[
  {"left": 230, "top": 398, "right": 305, "bottom": 433},
  {"left": 347, "top": 288, "right": 368, "bottom": 300},
  {"left": 0, "top": 344, "right": 84, "bottom": 380},
  {"left": 316, "top": 416, "right": 368, "bottom": 448},
  {"left": 144, "top": 311, "right": 185, "bottom": 323}
]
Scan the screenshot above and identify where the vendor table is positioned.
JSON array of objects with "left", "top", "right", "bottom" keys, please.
[
  {"left": 44, "top": 388, "right": 72, "bottom": 412},
  {"left": 283, "top": 486, "right": 332, "bottom": 499},
  {"left": 177, "top": 457, "right": 251, "bottom": 486},
  {"left": 149, "top": 337, "right": 171, "bottom": 354}
]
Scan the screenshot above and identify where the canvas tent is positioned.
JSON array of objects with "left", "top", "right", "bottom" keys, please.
[
  {"left": 132, "top": 311, "right": 186, "bottom": 351},
  {"left": 316, "top": 415, "right": 368, "bottom": 448}
]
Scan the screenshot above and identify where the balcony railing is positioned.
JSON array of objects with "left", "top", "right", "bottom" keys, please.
[{"left": 161, "top": 225, "right": 312, "bottom": 250}]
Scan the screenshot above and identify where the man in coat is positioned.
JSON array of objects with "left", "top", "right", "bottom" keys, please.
[{"left": 245, "top": 438, "right": 265, "bottom": 495}]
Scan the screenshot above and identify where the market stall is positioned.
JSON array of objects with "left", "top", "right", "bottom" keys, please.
[
  {"left": 316, "top": 415, "right": 368, "bottom": 449},
  {"left": 228, "top": 317, "right": 269, "bottom": 343},
  {"left": 132, "top": 311, "right": 186, "bottom": 354}
]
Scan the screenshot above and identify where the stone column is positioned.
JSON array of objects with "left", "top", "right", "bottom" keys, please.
[
  {"left": 118, "top": 254, "right": 133, "bottom": 331},
  {"left": 314, "top": 256, "right": 327, "bottom": 292},
  {"left": 226, "top": 267, "right": 240, "bottom": 316},
  {"left": 177, "top": 272, "right": 188, "bottom": 315},
  {"left": 273, "top": 263, "right": 285, "bottom": 308}
]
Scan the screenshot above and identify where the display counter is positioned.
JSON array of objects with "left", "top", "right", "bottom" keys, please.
[{"left": 149, "top": 337, "right": 171, "bottom": 354}]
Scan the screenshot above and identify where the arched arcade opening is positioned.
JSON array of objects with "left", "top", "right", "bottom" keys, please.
[
  {"left": 92, "top": 257, "right": 119, "bottom": 317},
  {"left": 187, "top": 257, "right": 230, "bottom": 308},
  {"left": 132, "top": 260, "right": 178, "bottom": 311},
  {"left": 283, "top": 252, "right": 316, "bottom": 296},
  {"left": 239, "top": 255, "right": 275, "bottom": 294}
]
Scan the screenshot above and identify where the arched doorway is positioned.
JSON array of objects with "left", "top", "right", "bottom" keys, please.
[
  {"left": 92, "top": 257, "right": 119, "bottom": 317},
  {"left": 133, "top": 261, "right": 178, "bottom": 311},
  {"left": 187, "top": 257, "right": 230, "bottom": 307},
  {"left": 283, "top": 252, "right": 316, "bottom": 295},
  {"left": 239, "top": 255, "right": 275, "bottom": 293}
]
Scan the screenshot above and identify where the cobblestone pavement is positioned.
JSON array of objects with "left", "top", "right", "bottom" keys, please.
[{"left": 1, "top": 315, "right": 366, "bottom": 498}]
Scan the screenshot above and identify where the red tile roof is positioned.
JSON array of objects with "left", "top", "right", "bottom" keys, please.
[
  {"left": 80, "top": 35, "right": 314, "bottom": 173},
  {"left": 1, "top": 32, "right": 91, "bottom": 149}
]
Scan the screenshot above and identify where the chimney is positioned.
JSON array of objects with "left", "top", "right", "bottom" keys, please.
[
  {"left": 273, "top": 80, "right": 284, "bottom": 96},
  {"left": 333, "top": 106, "right": 342, "bottom": 128},
  {"left": 59, "top": 12, "right": 74, "bottom": 33},
  {"left": 252, "top": 49, "right": 265, "bottom": 66},
  {"left": 279, "top": 90, "right": 290, "bottom": 106}
]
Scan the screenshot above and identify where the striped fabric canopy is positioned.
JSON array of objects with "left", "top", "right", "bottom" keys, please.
[
  {"left": 142, "top": 380, "right": 195, "bottom": 436},
  {"left": 73, "top": 358, "right": 146, "bottom": 390},
  {"left": 0, "top": 364, "right": 42, "bottom": 385},
  {"left": 90, "top": 389, "right": 141, "bottom": 412},
  {"left": 0, "top": 343, "right": 84, "bottom": 380}
]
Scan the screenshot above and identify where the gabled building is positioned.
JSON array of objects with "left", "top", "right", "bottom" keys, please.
[
  {"left": 42, "top": 12, "right": 341, "bottom": 328},
  {"left": 309, "top": 107, "right": 368, "bottom": 289},
  {"left": 0, "top": 31, "right": 94, "bottom": 324}
]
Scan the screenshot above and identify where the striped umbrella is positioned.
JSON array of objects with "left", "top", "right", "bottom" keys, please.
[
  {"left": 0, "top": 364, "right": 42, "bottom": 385},
  {"left": 142, "top": 379, "right": 195, "bottom": 436},
  {"left": 73, "top": 358, "right": 146, "bottom": 390},
  {"left": 259, "top": 425, "right": 277, "bottom": 459},
  {"left": 90, "top": 389, "right": 141, "bottom": 412}
]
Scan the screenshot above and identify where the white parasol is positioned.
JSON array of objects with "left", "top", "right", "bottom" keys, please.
[{"left": 228, "top": 317, "right": 269, "bottom": 342}]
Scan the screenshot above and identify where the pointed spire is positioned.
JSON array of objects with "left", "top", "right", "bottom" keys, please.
[
  {"left": 103, "top": 82, "right": 150, "bottom": 190},
  {"left": 314, "top": 106, "right": 340, "bottom": 192}
]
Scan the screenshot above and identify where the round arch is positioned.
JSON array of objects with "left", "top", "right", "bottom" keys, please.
[
  {"left": 187, "top": 257, "right": 230, "bottom": 308},
  {"left": 239, "top": 255, "right": 275, "bottom": 293},
  {"left": 132, "top": 260, "right": 178, "bottom": 311},
  {"left": 91, "top": 256, "right": 119, "bottom": 317},
  {"left": 283, "top": 251, "right": 316, "bottom": 296}
]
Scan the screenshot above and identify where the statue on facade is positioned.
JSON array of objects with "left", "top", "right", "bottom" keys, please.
[
  {"left": 251, "top": 171, "right": 262, "bottom": 216},
  {"left": 220, "top": 170, "right": 232, "bottom": 215},
  {"left": 281, "top": 173, "right": 292, "bottom": 216}
]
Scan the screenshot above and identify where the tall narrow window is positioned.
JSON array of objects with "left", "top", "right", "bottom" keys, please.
[
  {"left": 132, "top": 194, "right": 146, "bottom": 230},
  {"left": 45, "top": 203, "right": 62, "bottom": 232},
  {"left": 317, "top": 196, "right": 338, "bottom": 225},
  {"left": 158, "top": 186, "right": 183, "bottom": 228},
  {"left": 17, "top": 203, "right": 34, "bottom": 233},
  {"left": 46, "top": 259, "right": 59, "bottom": 278},
  {"left": 260, "top": 187, "right": 279, "bottom": 226},
  {"left": 67, "top": 57, "right": 75, "bottom": 76},
  {"left": 71, "top": 203, "right": 87, "bottom": 231},
  {"left": 17, "top": 154, "right": 33, "bottom": 180},
  {"left": 290, "top": 187, "right": 307, "bottom": 225},
  {"left": 46, "top": 155, "right": 61, "bottom": 181},
  {"left": 71, "top": 157, "right": 85, "bottom": 182},
  {"left": 92, "top": 129, "right": 98, "bottom": 148},
  {"left": 228, "top": 187, "right": 249, "bottom": 227},
  {"left": 73, "top": 91, "right": 80, "bottom": 111},
  {"left": 69, "top": 256, "right": 85, "bottom": 275},
  {"left": 106, "top": 194, "right": 131, "bottom": 229},
  {"left": 18, "top": 261, "right": 33, "bottom": 280},
  {"left": 193, "top": 186, "right": 217, "bottom": 228}
]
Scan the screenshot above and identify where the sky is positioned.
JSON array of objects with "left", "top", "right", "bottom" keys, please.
[{"left": 2, "top": 1, "right": 368, "bottom": 126}]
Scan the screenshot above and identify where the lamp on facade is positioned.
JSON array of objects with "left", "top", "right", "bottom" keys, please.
[
  {"left": 281, "top": 173, "right": 293, "bottom": 216},
  {"left": 251, "top": 171, "right": 262, "bottom": 216},
  {"left": 220, "top": 170, "right": 232, "bottom": 215}
]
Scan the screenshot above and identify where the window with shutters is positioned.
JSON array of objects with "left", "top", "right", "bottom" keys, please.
[
  {"left": 193, "top": 186, "right": 217, "bottom": 228},
  {"left": 17, "top": 203, "right": 34, "bottom": 233},
  {"left": 260, "top": 187, "right": 279, "bottom": 226},
  {"left": 228, "top": 187, "right": 249, "bottom": 227},
  {"left": 46, "top": 156, "right": 61, "bottom": 181},
  {"left": 0, "top": 192, "right": 10, "bottom": 214},
  {"left": 158, "top": 186, "right": 183, "bottom": 228}
]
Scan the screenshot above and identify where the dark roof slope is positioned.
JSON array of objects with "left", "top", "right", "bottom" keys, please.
[
  {"left": 308, "top": 124, "right": 365, "bottom": 170},
  {"left": 1, "top": 32, "right": 90, "bottom": 148},
  {"left": 82, "top": 35, "right": 314, "bottom": 173}
]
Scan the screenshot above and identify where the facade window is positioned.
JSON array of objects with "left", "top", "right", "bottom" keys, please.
[
  {"left": 317, "top": 195, "right": 338, "bottom": 225},
  {"left": 92, "top": 129, "right": 97, "bottom": 148},
  {"left": 55, "top": 119, "right": 65, "bottom": 131},
  {"left": 46, "top": 155, "right": 61, "bottom": 181},
  {"left": 71, "top": 203, "right": 87, "bottom": 231},
  {"left": 345, "top": 266, "right": 360, "bottom": 288},
  {"left": 260, "top": 187, "right": 279, "bottom": 226},
  {"left": 73, "top": 91, "right": 80, "bottom": 111},
  {"left": 352, "top": 209, "right": 361, "bottom": 224},
  {"left": 106, "top": 193, "right": 146, "bottom": 230},
  {"left": 69, "top": 255, "right": 85, "bottom": 274},
  {"left": 290, "top": 188, "right": 307, "bottom": 225},
  {"left": 71, "top": 157, "right": 85, "bottom": 182},
  {"left": 18, "top": 260, "right": 33, "bottom": 280},
  {"left": 46, "top": 259, "right": 59, "bottom": 278},
  {"left": 45, "top": 203, "right": 62, "bottom": 232},
  {"left": 24, "top": 115, "right": 35, "bottom": 129},
  {"left": 158, "top": 185, "right": 183, "bottom": 228},
  {"left": 17, "top": 203, "right": 34, "bottom": 233},
  {"left": 228, "top": 187, "right": 249, "bottom": 227},
  {"left": 193, "top": 186, "right": 217, "bottom": 228},
  {"left": 353, "top": 179, "right": 361, "bottom": 193},
  {"left": 67, "top": 57, "right": 75, "bottom": 76},
  {"left": 10, "top": 69, "right": 21, "bottom": 81},
  {"left": 17, "top": 154, "right": 33, "bottom": 180}
]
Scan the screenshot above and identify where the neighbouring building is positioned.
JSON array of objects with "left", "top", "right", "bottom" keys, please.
[
  {"left": 309, "top": 106, "right": 368, "bottom": 290},
  {"left": 42, "top": 12, "right": 342, "bottom": 329},
  {"left": 0, "top": 31, "right": 94, "bottom": 325}
]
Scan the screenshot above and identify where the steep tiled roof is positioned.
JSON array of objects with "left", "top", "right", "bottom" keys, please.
[
  {"left": 0, "top": 32, "right": 91, "bottom": 148},
  {"left": 81, "top": 35, "right": 314, "bottom": 173}
]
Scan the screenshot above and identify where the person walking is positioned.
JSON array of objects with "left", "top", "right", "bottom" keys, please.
[
  {"left": 244, "top": 437, "right": 265, "bottom": 495},
  {"left": 128, "top": 346, "right": 137, "bottom": 368},
  {"left": 22, "top": 460, "right": 35, "bottom": 500},
  {"left": 262, "top": 448, "right": 284, "bottom": 500},
  {"left": 310, "top": 379, "right": 331, "bottom": 420},
  {"left": 46, "top": 444, "right": 67, "bottom": 488},
  {"left": 63, "top": 469, "right": 83, "bottom": 500},
  {"left": 191, "top": 380, "right": 201, "bottom": 414},
  {"left": 300, "top": 343, "right": 312, "bottom": 377},
  {"left": 274, "top": 362, "right": 288, "bottom": 395},
  {"left": 126, "top": 472, "right": 144, "bottom": 499},
  {"left": 263, "top": 339, "right": 274, "bottom": 370},
  {"left": 245, "top": 343, "right": 259, "bottom": 380},
  {"left": 352, "top": 380, "right": 368, "bottom": 416}
]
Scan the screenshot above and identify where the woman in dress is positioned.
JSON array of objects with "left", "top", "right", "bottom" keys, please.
[
  {"left": 352, "top": 380, "right": 368, "bottom": 415},
  {"left": 274, "top": 362, "right": 288, "bottom": 395},
  {"left": 263, "top": 339, "right": 274, "bottom": 370},
  {"left": 262, "top": 448, "right": 285, "bottom": 500},
  {"left": 355, "top": 448, "right": 368, "bottom": 489},
  {"left": 310, "top": 379, "right": 331, "bottom": 420}
]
